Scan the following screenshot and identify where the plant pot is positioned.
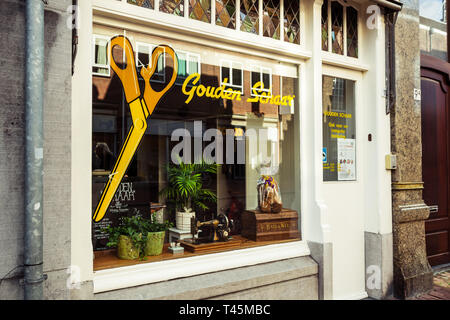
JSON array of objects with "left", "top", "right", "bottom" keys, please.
[
  {"left": 145, "top": 231, "right": 166, "bottom": 256},
  {"left": 176, "top": 211, "right": 195, "bottom": 231},
  {"left": 117, "top": 235, "right": 139, "bottom": 260}
]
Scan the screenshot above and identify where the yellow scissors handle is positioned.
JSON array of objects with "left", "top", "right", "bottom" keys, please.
[
  {"left": 93, "top": 36, "right": 148, "bottom": 222},
  {"left": 141, "top": 45, "right": 178, "bottom": 115}
]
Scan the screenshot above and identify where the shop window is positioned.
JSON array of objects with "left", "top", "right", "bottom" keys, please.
[
  {"left": 216, "top": 0, "right": 237, "bottom": 29},
  {"left": 136, "top": 42, "right": 165, "bottom": 83},
  {"left": 322, "top": 76, "right": 356, "bottom": 181},
  {"left": 221, "top": 60, "right": 244, "bottom": 94},
  {"left": 91, "top": 32, "right": 301, "bottom": 269},
  {"left": 346, "top": 6, "right": 358, "bottom": 58},
  {"left": 263, "top": 0, "right": 280, "bottom": 40},
  {"left": 127, "top": 0, "right": 154, "bottom": 9},
  {"left": 175, "top": 51, "right": 201, "bottom": 85},
  {"left": 240, "top": 0, "right": 259, "bottom": 34},
  {"left": 284, "top": 0, "right": 300, "bottom": 44},
  {"left": 160, "top": 0, "right": 184, "bottom": 16},
  {"left": 321, "top": 0, "right": 358, "bottom": 58},
  {"left": 92, "top": 35, "right": 110, "bottom": 77},
  {"left": 251, "top": 66, "right": 272, "bottom": 97},
  {"left": 189, "top": 0, "right": 211, "bottom": 22}
]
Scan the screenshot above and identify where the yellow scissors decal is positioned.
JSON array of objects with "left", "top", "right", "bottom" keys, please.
[{"left": 93, "top": 36, "right": 178, "bottom": 222}]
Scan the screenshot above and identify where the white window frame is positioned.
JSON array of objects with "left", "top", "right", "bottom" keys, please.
[
  {"left": 135, "top": 42, "right": 166, "bottom": 83},
  {"left": 175, "top": 50, "right": 201, "bottom": 85},
  {"left": 220, "top": 59, "right": 244, "bottom": 94},
  {"left": 92, "top": 34, "right": 111, "bottom": 77},
  {"left": 250, "top": 65, "right": 272, "bottom": 97}
]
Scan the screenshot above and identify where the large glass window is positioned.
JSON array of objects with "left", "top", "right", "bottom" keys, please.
[
  {"left": 91, "top": 30, "right": 301, "bottom": 267},
  {"left": 322, "top": 76, "right": 356, "bottom": 181}
]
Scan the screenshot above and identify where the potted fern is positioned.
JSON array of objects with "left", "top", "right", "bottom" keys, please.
[{"left": 160, "top": 160, "right": 218, "bottom": 231}]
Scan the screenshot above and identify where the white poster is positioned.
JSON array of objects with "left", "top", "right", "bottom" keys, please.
[{"left": 337, "top": 138, "right": 356, "bottom": 181}]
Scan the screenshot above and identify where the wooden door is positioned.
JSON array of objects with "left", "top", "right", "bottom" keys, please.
[{"left": 421, "top": 55, "right": 450, "bottom": 266}]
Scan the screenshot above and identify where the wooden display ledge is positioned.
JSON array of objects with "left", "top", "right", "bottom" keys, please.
[
  {"left": 93, "top": 235, "right": 300, "bottom": 271},
  {"left": 179, "top": 237, "right": 242, "bottom": 253}
]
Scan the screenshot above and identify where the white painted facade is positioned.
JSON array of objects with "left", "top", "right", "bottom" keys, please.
[{"left": 71, "top": 0, "right": 392, "bottom": 299}]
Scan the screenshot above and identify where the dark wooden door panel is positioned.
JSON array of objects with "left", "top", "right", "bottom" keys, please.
[
  {"left": 425, "top": 217, "right": 449, "bottom": 233},
  {"left": 426, "top": 231, "right": 449, "bottom": 254},
  {"left": 421, "top": 55, "right": 450, "bottom": 266},
  {"left": 428, "top": 253, "right": 450, "bottom": 266}
]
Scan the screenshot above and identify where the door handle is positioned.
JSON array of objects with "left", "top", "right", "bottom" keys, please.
[{"left": 428, "top": 205, "right": 438, "bottom": 213}]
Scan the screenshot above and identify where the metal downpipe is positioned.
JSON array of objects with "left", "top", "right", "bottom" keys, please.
[{"left": 24, "top": 0, "right": 45, "bottom": 300}]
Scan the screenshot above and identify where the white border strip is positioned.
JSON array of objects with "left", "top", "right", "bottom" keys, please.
[{"left": 94, "top": 241, "right": 309, "bottom": 293}]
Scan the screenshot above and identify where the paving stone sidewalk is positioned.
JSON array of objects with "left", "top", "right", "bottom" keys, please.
[{"left": 411, "top": 269, "right": 450, "bottom": 300}]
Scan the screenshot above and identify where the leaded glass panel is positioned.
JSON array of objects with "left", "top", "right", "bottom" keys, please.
[
  {"left": 216, "top": 0, "right": 236, "bottom": 29},
  {"left": 331, "top": 1, "right": 343, "bottom": 55},
  {"left": 346, "top": 6, "right": 358, "bottom": 58},
  {"left": 321, "top": 0, "right": 328, "bottom": 51},
  {"left": 284, "top": 0, "right": 300, "bottom": 44},
  {"left": 128, "top": 0, "right": 154, "bottom": 9},
  {"left": 263, "top": 0, "right": 280, "bottom": 40},
  {"left": 160, "top": 0, "right": 184, "bottom": 16},
  {"left": 189, "top": 0, "right": 211, "bottom": 23},
  {"left": 240, "top": 0, "right": 259, "bottom": 34}
]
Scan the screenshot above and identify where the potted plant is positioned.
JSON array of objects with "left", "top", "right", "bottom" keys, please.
[
  {"left": 104, "top": 216, "right": 148, "bottom": 260},
  {"left": 105, "top": 215, "right": 172, "bottom": 259},
  {"left": 143, "top": 213, "right": 173, "bottom": 256},
  {"left": 160, "top": 160, "right": 218, "bottom": 231}
]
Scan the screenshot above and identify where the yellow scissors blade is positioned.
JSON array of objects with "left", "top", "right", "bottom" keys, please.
[{"left": 93, "top": 98, "right": 148, "bottom": 222}]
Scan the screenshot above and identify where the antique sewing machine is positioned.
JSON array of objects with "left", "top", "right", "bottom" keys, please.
[{"left": 190, "top": 213, "right": 232, "bottom": 243}]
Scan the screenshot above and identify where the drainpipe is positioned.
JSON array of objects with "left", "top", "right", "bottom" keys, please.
[
  {"left": 24, "top": 0, "right": 45, "bottom": 300},
  {"left": 384, "top": 6, "right": 401, "bottom": 114}
]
